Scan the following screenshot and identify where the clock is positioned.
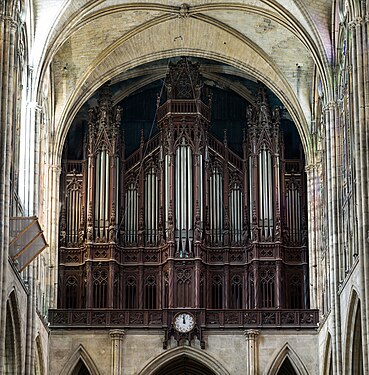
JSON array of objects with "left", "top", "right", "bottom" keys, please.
[{"left": 173, "top": 312, "right": 195, "bottom": 333}]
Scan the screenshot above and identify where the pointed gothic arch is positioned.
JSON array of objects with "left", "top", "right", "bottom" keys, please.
[
  {"left": 344, "top": 288, "right": 364, "bottom": 374},
  {"left": 34, "top": 335, "right": 45, "bottom": 375},
  {"left": 60, "top": 344, "right": 101, "bottom": 375},
  {"left": 264, "top": 343, "right": 309, "bottom": 375},
  {"left": 138, "top": 346, "right": 230, "bottom": 375},
  {"left": 322, "top": 332, "right": 333, "bottom": 375},
  {"left": 4, "top": 290, "right": 22, "bottom": 374}
]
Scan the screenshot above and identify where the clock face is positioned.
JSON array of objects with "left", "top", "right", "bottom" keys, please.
[{"left": 174, "top": 313, "right": 195, "bottom": 333}]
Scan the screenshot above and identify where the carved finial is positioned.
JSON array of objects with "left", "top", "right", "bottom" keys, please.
[{"left": 115, "top": 106, "right": 122, "bottom": 123}]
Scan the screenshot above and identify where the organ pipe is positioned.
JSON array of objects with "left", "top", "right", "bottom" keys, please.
[
  {"left": 175, "top": 140, "right": 193, "bottom": 256},
  {"left": 145, "top": 168, "right": 159, "bottom": 244}
]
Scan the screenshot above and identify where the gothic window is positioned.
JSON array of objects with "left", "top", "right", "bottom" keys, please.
[
  {"left": 211, "top": 275, "right": 223, "bottom": 309},
  {"left": 125, "top": 276, "right": 137, "bottom": 309},
  {"left": 230, "top": 275, "right": 242, "bottom": 309},
  {"left": 144, "top": 275, "right": 157, "bottom": 309},
  {"left": 93, "top": 269, "right": 108, "bottom": 308},
  {"left": 176, "top": 268, "right": 192, "bottom": 307},
  {"left": 66, "top": 276, "right": 78, "bottom": 308},
  {"left": 209, "top": 165, "right": 223, "bottom": 245},
  {"left": 287, "top": 273, "right": 303, "bottom": 309},
  {"left": 260, "top": 269, "right": 275, "bottom": 308},
  {"left": 145, "top": 167, "right": 159, "bottom": 245}
]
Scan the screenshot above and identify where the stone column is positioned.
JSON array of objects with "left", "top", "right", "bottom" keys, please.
[
  {"left": 110, "top": 329, "right": 125, "bottom": 375},
  {"left": 244, "top": 329, "right": 259, "bottom": 375},
  {"left": 305, "top": 163, "right": 317, "bottom": 309},
  {"left": 0, "top": 4, "right": 20, "bottom": 370}
]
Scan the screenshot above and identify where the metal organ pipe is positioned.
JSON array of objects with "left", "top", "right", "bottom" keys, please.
[
  {"left": 249, "top": 157, "right": 253, "bottom": 240},
  {"left": 165, "top": 155, "right": 169, "bottom": 231},
  {"left": 258, "top": 147, "right": 274, "bottom": 240},
  {"left": 95, "top": 152, "right": 100, "bottom": 236},
  {"left": 230, "top": 186, "right": 243, "bottom": 244},
  {"left": 125, "top": 183, "right": 138, "bottom": 243},
  {"left": 210, "top": 168, "right": 223, "bottom": 244},
  {"left": 145, "top": 169, "right": 159, "bottom": 244},
  {"left": 175, "top": 140, "right": 193, "bottom": 256}
]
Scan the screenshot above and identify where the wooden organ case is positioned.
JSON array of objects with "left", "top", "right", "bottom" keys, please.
[{"left": 57, "top": 58, "right": 310, "bottom": 326}]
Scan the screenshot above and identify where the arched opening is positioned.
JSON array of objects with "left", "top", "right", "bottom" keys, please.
[
  {"left": 277, "top": 357, "right": 297, "bottom": 375},
  {"left": 4, "top": 291, "right": 22, "bottom": 374},
  {"left": 138, "top": 347, "right": 230, "bottom": 375},
  {"left": 4, "top": 301, "right": 16, "bottom": 373},
  {"left": 71, "top": 360, "right": 91, "bottom": 375},
  {"left": 265, "top": 343, "right": 309, "bottom": 375},
  {"left": 352, "top": 301, "right": 363, "bottom": 374},
  {"left": 345, "top": 290, "right": 364, "bottom": 374},
  {"left": 153, "top": 355, "right": 216, "bottom": 375},
  {"left": 56, "top": 56, "right": 310, "bottom": 316},
  {"left": 34, "top": 335, "right": 45, "bottom": 375},
  {"left": 322, "top": 333, "right": 333, "bottom": 375},
  {"left": 60, "top": 344, "right": 100, "bottom": 375}
]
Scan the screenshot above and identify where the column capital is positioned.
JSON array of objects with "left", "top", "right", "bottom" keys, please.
[
  {"left": 50, "top": 165, "right": 62, "bottom": 175},
  {"left": 322, "top": 101, "right": 337, "bottom": 112},
  {"left": 355, "top": 17, "right": 363, "bottom": 27},
  {"left": 305, "top": 163, "right": 317, "bottom": 173},
  {"left": 109, "top": 329, "right": 126, "bottom": 340},
  {"left": 244, "top": 329, "right": 260, "bottom": 339},
  {"left": 0, "top": 15, "right": 18, "bottom": 30}
]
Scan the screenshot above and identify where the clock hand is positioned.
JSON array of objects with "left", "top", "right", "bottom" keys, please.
[{"left": 183, "top": 315, "right": 186, "bottom": 324}]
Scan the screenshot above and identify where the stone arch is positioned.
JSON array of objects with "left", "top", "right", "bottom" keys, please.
[
  {"left": 344, "top": 288, "right": 363, "bottom": 374},
  {"left": 55, "top": 48, "right": 312, "bottom": 166},
  {"left": 322, "top": 332, "right": 333, "bottom": 375},
  {"left": 4, "top": 290, "right": 22, "bottom": 374},
  {"left": 138, "top": 346, "right": 230, "bottom": 375},
  {"left": 60, "top": 344, "right": 101, "bottom": 375},
  {"left": 34, "top": 334, "right": 45, "bottom": 375},
  {"left": 264, "top": 343, "right": 309, "bottom": 375},
  {"left": 52, "top": 13, "right": 316, "bottom": 163}
]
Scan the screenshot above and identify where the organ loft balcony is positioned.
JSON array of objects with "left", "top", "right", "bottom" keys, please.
[{"left": 156, "top": 99, "right": 211, "bottom": 123}]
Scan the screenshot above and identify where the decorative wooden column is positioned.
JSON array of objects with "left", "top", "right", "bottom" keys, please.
[
  {"left": 244, "top": 329, "right": 259, "bottom": 375},
  {"left": 110, "top": 329, "right": 125, "bottom": 375}
]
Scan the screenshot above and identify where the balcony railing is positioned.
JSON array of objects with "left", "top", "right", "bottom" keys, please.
[
  {"left": 49, "top": 308, "right": 319, "bottom": 329},
  {"left": 157, "top": 99, "right": 211, "bottom": 122}
]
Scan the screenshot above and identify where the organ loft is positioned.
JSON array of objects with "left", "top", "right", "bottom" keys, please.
[{"left": 56, "top": 58, "right": 312, "bottom": 336}]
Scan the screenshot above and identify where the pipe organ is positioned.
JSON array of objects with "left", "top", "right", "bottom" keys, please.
[{"left": 58, "top": 58, "right": 309, "bottom": 312}]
